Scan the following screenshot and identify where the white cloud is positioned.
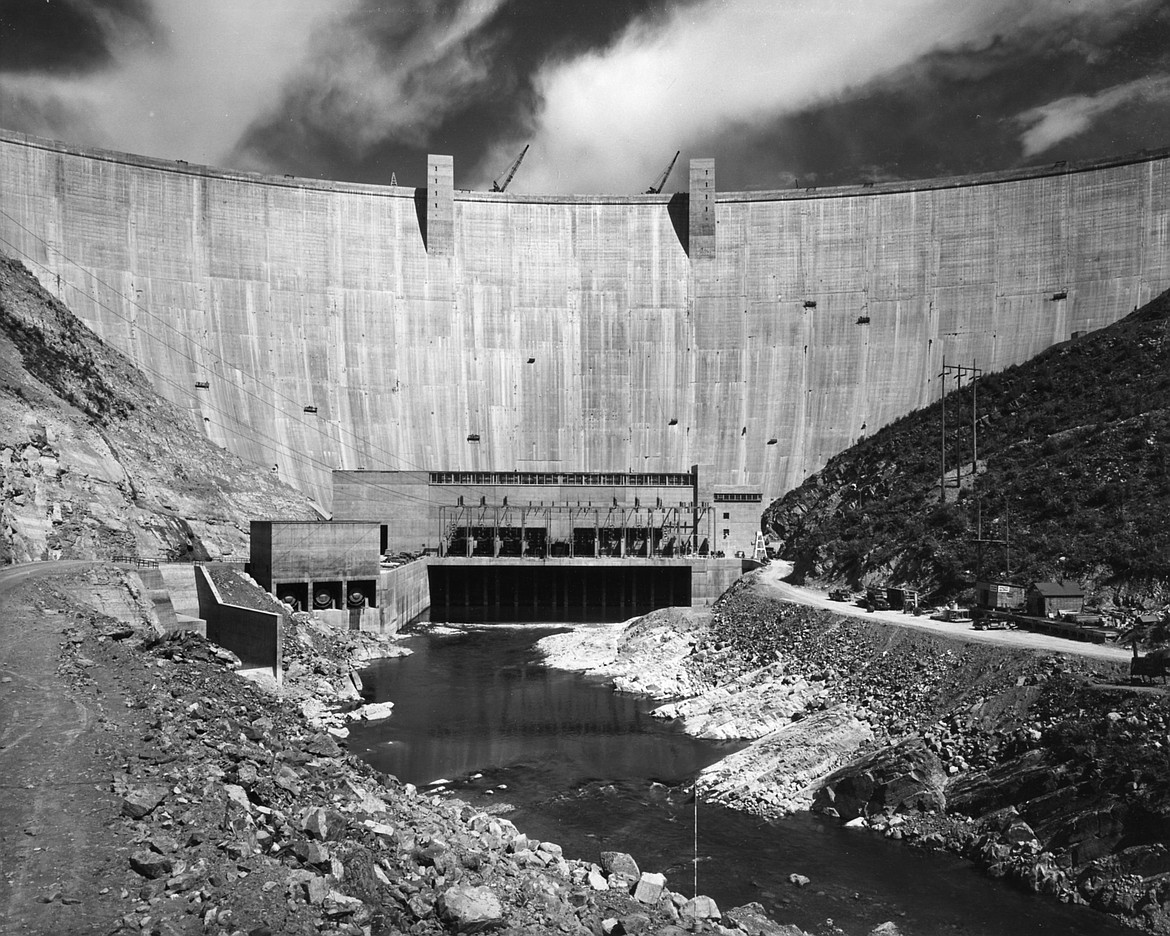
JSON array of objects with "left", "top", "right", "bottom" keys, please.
[
  {"left": 0, "top": 0, "right": 347, "bottom": 166},
  {"left": 1016, "top": 74, "right": 1170, "bottom": 157},
  {"left": 483, "top": 0, "right": 1157, "bottom": 194}
]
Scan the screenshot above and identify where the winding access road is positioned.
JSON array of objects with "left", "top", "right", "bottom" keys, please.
[
  {"left": 0, "top": 560, "right": 129, "bottom": 935},
  {"left": 756, "top": 562, "right": 1131, "bottom": 665}
]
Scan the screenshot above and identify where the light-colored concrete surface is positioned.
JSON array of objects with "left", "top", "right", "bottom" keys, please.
[
  {"left": 3, "top": 130, "right": 1168, "bottom": 514},
  {"left": 757, "top": 562, "right": 1130, "bottom": 663}
]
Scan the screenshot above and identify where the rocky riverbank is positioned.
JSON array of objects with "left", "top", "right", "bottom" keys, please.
[
  {"left": 539, "top": 568, "right": 1170, "bottom": 933},
  {"left": 3, "top": 564, "right": 836, "bottom": 936}
]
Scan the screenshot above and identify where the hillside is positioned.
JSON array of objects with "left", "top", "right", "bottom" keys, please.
[
  {"left": 0, "top": 253, "right": 317, "bottom": 563},
  {"left": 763, "top": 288, "right": 1170, "bottom": 604}
]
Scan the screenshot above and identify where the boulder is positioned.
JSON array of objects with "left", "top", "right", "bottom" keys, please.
[
  {"left": 300, "top": 807, "right": 344, "bottom": 841},
  {"left": 129, "top": 850, "right": 173, "bottom": 879},
  {"left": 587, "top": 869, "right": 609, "bottom": 891},
  {"left": 813, "top": 737, "right": 947, "bottom": 820},
  {"left": 633, "top": 872, "right": 666, "bottom": 904},
  {"left": 724, "top": 902, "right": 808, "bottom": 935},
  {"left": 222, "top": 783, "right": 251, "bottom": 814},
  {"left": 680, "top": 895, "right": 720, "bottom": 920},
  {"left": 346, "top": 701, "right": 395, "bottom": 721},
  {"left": 273, "top": 764, "right": 302, "bottom": 794},
  {"left": 437, "top": 883, "right": 505, "bottom": 933},
  {"left": 619, "top": 912, "right": 651, "bottom": 933},
  {"left": 295, "top": 841, "right": 331, "bottom": 866},
  {"left": 600, "top": 851, "right": 640, "bottom": 890},
  {"left": 304, "top": 732, "right": 342, "bottom": 758},
  {"left": 121, "top": 784, "right": 168, "bottom": 819}
]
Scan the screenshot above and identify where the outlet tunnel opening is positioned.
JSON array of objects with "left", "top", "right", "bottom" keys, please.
[{"left": 427, "top": 564, "right": 692, "bottom": 623}]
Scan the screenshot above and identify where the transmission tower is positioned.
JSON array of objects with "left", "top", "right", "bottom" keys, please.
[{"left": 938, "top": 358, "right": 982, "bottom": 503}]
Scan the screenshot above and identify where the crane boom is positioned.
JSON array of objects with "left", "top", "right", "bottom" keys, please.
[
  {"left": 645, "top": 150, "right": 680, "bottom": 194},
  {"left": 492, "top": 144, "right": 529, "bottom": 192}
]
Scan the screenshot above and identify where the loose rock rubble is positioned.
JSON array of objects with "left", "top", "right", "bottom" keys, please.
[
  {"left": 25, "top": 574, "right": 816, "bottom": 936},
  {"left": 542, "top": 569, "right": 1170, "bottom": 933},
  {"left": 204, "top": 565, "right": 411, "bottom": 736}
]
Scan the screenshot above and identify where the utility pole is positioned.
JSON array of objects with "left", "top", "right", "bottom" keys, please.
[{"left": 940, "top": 355, "right": 946, "bottom": 504}]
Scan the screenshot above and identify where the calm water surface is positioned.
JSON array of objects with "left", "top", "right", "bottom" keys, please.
[{"left": 348, "top": 625, "right": 1127, "bottom": 936}]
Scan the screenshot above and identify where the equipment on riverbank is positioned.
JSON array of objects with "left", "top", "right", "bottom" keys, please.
[{"left": 1130, "top": 646, "right": 1170, "bottom": 684}]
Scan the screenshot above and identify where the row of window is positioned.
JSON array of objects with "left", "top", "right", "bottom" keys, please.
[
  {"left": 429, "top": 472, "right": 694, "bottom": 487},
  {"left": 713, "top": 492, "right": 762, "bottom": 502}
]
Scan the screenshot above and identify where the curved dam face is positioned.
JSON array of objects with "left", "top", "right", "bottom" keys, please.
[{"left": 2, "top": 129, "right": 1169, "bottom": 511}]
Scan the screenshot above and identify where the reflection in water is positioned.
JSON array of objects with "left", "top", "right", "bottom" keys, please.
[{"left": 348, "top": 626, "right": 1128, "bottom": 936}]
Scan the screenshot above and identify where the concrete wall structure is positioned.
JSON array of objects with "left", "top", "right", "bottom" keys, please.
[
  {"left": 4, "top": 129, "right": 1170, "bottom": 531},
  {"left": 378, "top": 559, "right": 430, "bottom": 632},
  {"left": 195, "top": 564, "right": 282, "bottom": 683},
  {"left": 248, "top": 520, "right": 424, "bottom": 633},
  {"left": 250, "top": 520, "right": 384, "bottom": 591}
]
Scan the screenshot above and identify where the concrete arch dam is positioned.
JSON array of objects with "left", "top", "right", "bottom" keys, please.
[{"left": 3, "top": 129, "right": 1169, "bottom": 514}]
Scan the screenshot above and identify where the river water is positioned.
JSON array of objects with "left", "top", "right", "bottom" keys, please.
[{"left": 347, "top": 625, "right": 1127, "bottom": 936}]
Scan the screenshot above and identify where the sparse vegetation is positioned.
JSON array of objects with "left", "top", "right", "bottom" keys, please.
[{"left": 764, "top": 289, "right": 1170, "bottom": 603}]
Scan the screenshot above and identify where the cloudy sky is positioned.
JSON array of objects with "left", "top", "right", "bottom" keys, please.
[{"left": 2, "top": 0, "right": 1168, "bottom": 194}]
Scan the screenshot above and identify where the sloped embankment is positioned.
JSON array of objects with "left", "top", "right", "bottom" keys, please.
[
  {"left": 763, "top": 287, "right": 1170, "bottom": 602},
  {"left": 544, "top": 572, "right": 1170, "bottom": 931},
  {"left": 3, "top": 566, "right": 803, "bottom": 936},
  {"left": 0, "top": 253, "right": 317, "bottom": 562}
]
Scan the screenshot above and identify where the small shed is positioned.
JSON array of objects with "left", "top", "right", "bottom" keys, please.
[
  {"left": 975, "top": 581, "right": 1026, "bottom": 611},
  {"left": 1027, "top": 580, "right": 1084, "bottom": 618}
]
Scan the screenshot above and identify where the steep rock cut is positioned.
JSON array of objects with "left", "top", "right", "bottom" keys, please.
[{"left": 0, "top": 254, "right": 316, "bottom": 563}]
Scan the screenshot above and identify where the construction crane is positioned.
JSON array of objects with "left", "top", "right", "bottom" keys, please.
[
  {"left": 491, "top": 144, "right": 529, "bottom": 192},
  {"left": 645, "top": 150, "right": 680, "bottom": 194}
]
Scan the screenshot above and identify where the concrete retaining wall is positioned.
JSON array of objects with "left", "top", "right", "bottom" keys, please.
[
  {"left": 4, "top": 130, "right": 1168, "bottom": 513},
  {"left": 157, "top": 563, "right": 199, "bottom": 617},
  {"left": 306, "top": 558, "right": 430, "bottom": 635},
  {"left": 195, "top": 564, "right": 282, "bottom": 683},
  {"left": 379, "top": 559, "right": 429, "bottom": 633}
]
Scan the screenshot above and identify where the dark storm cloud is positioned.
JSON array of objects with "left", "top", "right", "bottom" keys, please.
[
  {"left": 0, "top": 0, "right": 157, "bottom": 75},
  {"left": 229, "top": 0, "right": 702, "bottom": 188},
  {"left": 3, "top": 0, "right": 1165, "bottom": 194},
  {"left": 717, "top": 2, "right": 1170, "bottom": 190}
]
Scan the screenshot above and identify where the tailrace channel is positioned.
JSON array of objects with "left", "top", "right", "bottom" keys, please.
[{"left": 347, "top": 624, "right": 1127, "bottom": 936}]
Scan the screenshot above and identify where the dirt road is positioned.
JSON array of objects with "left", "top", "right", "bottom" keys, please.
[
  {"left": 0, "top": 561, "right": 133, "bottom": 935},
  {"left": 757, "top": 562, "right": 1130, "bottom": 664}
]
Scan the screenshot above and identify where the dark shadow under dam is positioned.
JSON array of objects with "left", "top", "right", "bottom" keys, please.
[{"left": 427, "top": 563, "right": 691, "bottom": 623}]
